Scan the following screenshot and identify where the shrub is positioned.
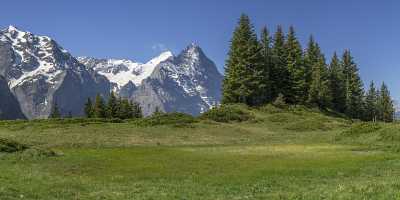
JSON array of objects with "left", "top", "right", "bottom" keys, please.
[
  {"left": 341, "top": 122, "right": 382, "bottom": 138},
  {"left": 272, "top": 93, "right": 287, "bottom": 108},
  {"left": 200, "top": 104, "right": 254, "bottom": 123},
  {"left": 133, "top": 112, "right": 197, "bottom": 127},
  {"left": 0, "top": 138, "right": 29, "bottom": 153},
  {"left": 258, "top": 104, "right": 284, "bottom": 114}
]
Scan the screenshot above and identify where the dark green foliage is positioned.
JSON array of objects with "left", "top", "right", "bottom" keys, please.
[
  {"left": 222, "top": 14, "right": 265, "bottom": 106},
  {"left": 86, "top": 93, "right": 143, "bottom": 120},
  {"left": 271, "top": 25, "right": 290, "bottom": 101},
  {"left": 272, "top": 93, "right": 287, "bottom": 108},
  {"left": 106, "top": 91, "right": 119, "bottom": 118},
  {"left": 259, "top": 27, "right": 273, "bottom": 103},
  {"left": 93, "top": 94, "right": 106, "bottom": 118},
  {"left": 200, "top": 104, "right": 254, "bottom": 123},
  {"left": 284, "top": 26, "right": 306, "bottom": 104},
  {"left": 342, "top": 50, "right": 364, "bottom": 119},
  {"left": 307, "top": 43, "right": 331, "bottom": 108},
  {"left": 328, "top": 52, "right": 346, "bottom": 113},
  {"left": 131, "top": 101, "right": 143, "bottom": 119},
  {"left": 0, "top": 138, "right": 29, "bottom": 153},
  {"left": 84, "top": 98, "right": 94, "bottom": 118},
  {"left": 377, "top": 82, "right": 395, "bottom": 122},
  {"left": 49, "top": 102, "right": 61, "bottom": 119},
  {"left": 133, "top": 112, "right": 196, "bottom": 127},
  {"left": 364, "top": 81, "right": 378, "bottom": 121}
]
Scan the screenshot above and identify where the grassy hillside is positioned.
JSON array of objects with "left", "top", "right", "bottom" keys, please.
[{"left": 0, "top": 105, "right": 399, "bottom": 199}]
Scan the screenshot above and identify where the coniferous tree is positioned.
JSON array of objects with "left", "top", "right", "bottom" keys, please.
[
  {"left": 84, "top": 98, "right": 94, "bottom": 118},
  {"left": 49, "top": 102, "right": 61, "bottom": 118},
  {"left": 328, "top": 52, "right": 346, "bottom": 113},
  {"left": 364, "top": 81, "right": 378, "bottom": 121},
  {"left": 259, "top": 26, "right": 273, "bottom": 103},
  {"left": 307, "top": 43, "right": 331, "bottom": 109},
  {"left": 117, "top": 98, "right": 132, "bottom": 119},
  {"left": 284, "top": 26, "right": 306, "bottom": 104},
  {"left": 107, "top": 91, "right": 119, "bottom": 118},
  {"left": 377, "top": 82, "right": 394, "bottom": 122},
  {"left": 304, "top": 36, "right": 318, "bottom": 95},
  {"left": 93, "top": 94, "right": 106, "bottom": 118},
  {"left": 131, "top": 101, "right": 143, "bottom": 118},
  {"left": 342, "top": 50, "right": 364, "bottom": 119},
  {"left": 222, "top": 14, "right": 264, "bottom": 106},
  {"left": 271, "top": 25, "right": 289, "bottom": 101}
]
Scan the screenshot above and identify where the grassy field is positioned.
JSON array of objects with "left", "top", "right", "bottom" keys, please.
[{"left": 1, "top": 105, "right": 400, "bottom": 199}]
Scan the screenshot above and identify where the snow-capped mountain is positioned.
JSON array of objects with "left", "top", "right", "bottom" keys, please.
[
  {"left": 78, "top": 51, "right": 173, "bottom": 92},
  {"left": 80, "top": 43, "right": 222, "bottom": 116},
  {"left": 0, "top": 26, "right": 110, "bottom": 119},
  {"left": 0, "top": 26, "right": 222, "bottom": 119}
]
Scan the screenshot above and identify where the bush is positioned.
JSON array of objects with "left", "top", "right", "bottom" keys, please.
[
  {"left": 341, "top": 122, "right": 382, "bottom": 138},
  {"left": 133, "top": 112, "right": 197, "bottom": 127},
  {"left": 0, "top": 138, "right": 29, "bottom": 153},
  {"left": 200, "top": 104, "right": 254, "bottom": 123},
  {"left": 258, "top": 104, "right": 284, "bottom": 114},
  {"left": 272, "top": 94, "right": 287, "bottom": 108}
]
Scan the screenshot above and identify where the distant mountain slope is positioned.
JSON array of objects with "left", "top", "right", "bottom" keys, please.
[
  {"left": 80, "top": 44, "right": 222, "bottom": 116},
  {"left": 0, "top": 26, "right": 110, "bottom": 119},
  {"left": 0, "top": 26, "right": 222, "bottom": 118},
  {"left": 0, "top": 76, "right": 25, "bottom": 119}
]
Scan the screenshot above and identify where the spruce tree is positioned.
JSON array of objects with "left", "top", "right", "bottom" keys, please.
[
  {"left": 342, "top": 50, "right": 364, "bottom": 119},
  {"left": 284, "top": 26, "right": 306, "bottom": 104},
  {"left": 131, "top": 101, "right": 143, "bottom": 118},
  {"left": 84, "top": 98, "right": 94, "bottom": 118},
  {"left": 377, "top": 82, "right": 394, "bottom": 122},
  {"left": 107, "top": 91, "right": 119, "bottom": 118},
  {"left": 364, "top": 81, "right": 378, "bottom": 121},
  {"left": 307, "top": 44, "right": 331, "bottom": 109},
  {"left": 259, "top": 26, "right": 273, "bottom": 103},
  {"left": 271, "top": 25, "right": 289, "bottom": 101},
  {"left": 304, "top": 36, "right": 318, "bottom": 95},
  {"left": 222, "top": 14, "right": 264, "bottom": 106},
  {"left": 49, "top": 102, "right": 61, "bottom": 119},
  {"left": 93, "top": 94, "right": 106, "bottom": 118},
  {"left": 328, "top": 52, "right": 346, "bottom": 113}
]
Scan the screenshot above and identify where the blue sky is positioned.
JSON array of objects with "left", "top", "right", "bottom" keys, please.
[{"left": 1, "top": 0, "right": 399, "bottom": 100}]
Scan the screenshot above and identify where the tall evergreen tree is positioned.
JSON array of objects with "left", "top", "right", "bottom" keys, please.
[
  {"left": 222, "top": 14, "right": 264, "bottom": 106},
  {"left": 271, "top": 25, "right": 289, "bottom": 101},
  {"left": 49, "top": 102, "right": 61, "bottom": 119},
  {"left": 364, "top": 81, "right": 378, "bottom": 121},
  {"left": 377, "top": 82, "right": 394, "bottom": 122},
  {"left": 328, "top": 52, "right": 346, "bottom": 112},
  {"left": 259, "top": 26, "right": 273, "bottom": 103},
  {"left": 284, "top": 26, "right": 306, "bottom": 104},
  {"left": 307, "top": 43, "right": 331, "bottom": 108},
  {"left": 304, "top": 36, "right": 318, "bottom": 95},
  {"left": 107, "top": 91, "right": 119, "bottom": 118},
  {"left": 342, "top": 50, "right": 364, "bottom": 119},
  {"left": 93, "top": 94, "right": 106, "bottom": 118},
  {"left": 84, "top": 98, "right": 94, "bottom": 118},
  {"left": 131, "top": 101, "right": 143, "bottom": 119}
]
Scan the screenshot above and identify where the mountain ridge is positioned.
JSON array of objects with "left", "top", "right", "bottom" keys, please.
[{"left": 0, "top": 26, "right": 222, "bottom": 119}]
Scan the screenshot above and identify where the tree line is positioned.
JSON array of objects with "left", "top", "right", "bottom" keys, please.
[
  {"left": 50, "top": 92, "right": 143, "bottom": 119},
  {"left": 84, "top": 92, "right": 143, "bottom": 119},
  {"left": 222, "top": 14, "right": 395, "bottom": 122}
]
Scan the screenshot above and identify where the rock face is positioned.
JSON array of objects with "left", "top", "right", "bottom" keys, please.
[
  {"left": 0, "top": 26, "right": 222, "bottom": 119},
  {"left": 0, "top": 26, "right": 110, "bottom": 119},
  {"left": 0, "top": 76, "right": 25, "bottom": 119},
  {"left": 81, "top": 44, "right": 223, "bottom": 116},
  {"left": 131, "top": 44, "right": 222, "bottom": 116}
]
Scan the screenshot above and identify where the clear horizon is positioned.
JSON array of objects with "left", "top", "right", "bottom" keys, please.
[{"left": 1, "top": 0, "right": 399, "bottom": 101}]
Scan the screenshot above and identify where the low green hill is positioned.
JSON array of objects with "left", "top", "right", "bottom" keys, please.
[{"left": 0, "top": 105, "right": 399, "bottom": 199}]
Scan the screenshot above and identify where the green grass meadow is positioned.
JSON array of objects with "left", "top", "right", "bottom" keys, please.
[{"left": 1, "top": 105, "right": 400, "bottom": 199}]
